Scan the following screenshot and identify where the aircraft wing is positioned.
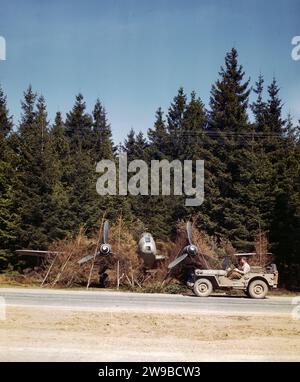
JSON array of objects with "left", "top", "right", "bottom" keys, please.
[
  {"left": 155, "top": 255, "right": 165, "bottom": 260},
  {"left": 15, "top": 250, "right": 61, "bottom": 257},
  {"left": 234, "top": 252, "right": 273, "bottom": 256}
]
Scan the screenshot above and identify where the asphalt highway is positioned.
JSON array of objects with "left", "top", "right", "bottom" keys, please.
[{"left": 0, "top": 287, "right": 295, "bottom": 315}]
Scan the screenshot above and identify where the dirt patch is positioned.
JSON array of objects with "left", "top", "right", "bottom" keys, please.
[{"left": 1, "top": 306, "right": 300, "bottom": 361}]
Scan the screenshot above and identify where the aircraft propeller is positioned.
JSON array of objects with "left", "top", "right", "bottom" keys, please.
[
  {"left": 78, "top": 220, "right": 112, "bottom": 265},
  {"left": 168, "top": 221, "right": 199, "bottom": 269}
]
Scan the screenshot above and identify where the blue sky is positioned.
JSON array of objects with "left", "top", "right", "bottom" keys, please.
[{"left": 0, "top": 0, "right": 299, "bottom": 143}]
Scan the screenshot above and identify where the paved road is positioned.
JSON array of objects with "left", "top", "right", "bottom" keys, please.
[{"left": 0, "top": 287, "right": 296, "bottom": 315}]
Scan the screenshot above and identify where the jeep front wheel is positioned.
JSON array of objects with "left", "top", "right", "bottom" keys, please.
[
  {"left": 248, "top": 280, "right": 268, "bottom": 299},
  {"left": 193, "top": 278, "right": 213, "bottom": 297}
]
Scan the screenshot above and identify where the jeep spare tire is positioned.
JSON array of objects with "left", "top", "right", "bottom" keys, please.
[
  {"left": 193, "top": 278, "right": 213, "bottom": 297},
  {"left": 248, "top": 279, "right": 268, "bottom": 299}
]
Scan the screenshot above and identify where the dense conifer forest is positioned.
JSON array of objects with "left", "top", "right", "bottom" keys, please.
[{"left": 0, "top": 48, "right": 299, "bottom": 287}]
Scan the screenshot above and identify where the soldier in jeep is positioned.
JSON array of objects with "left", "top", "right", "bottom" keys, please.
[{"left": 228, "top": 256, "right": 251, "bottom": 280}]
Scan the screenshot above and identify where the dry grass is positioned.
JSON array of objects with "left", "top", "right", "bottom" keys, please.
[
  {"left": 5, "top": 219, "right": 277, "bottom": 290},
  {"left": 38, "top": 218, "right": 222, "bottom": 289},
  {"left": 0, "top": 272, "right": 42, "bottom": 286},
  {"left": 164, "top": 220, "right": 222, "bottom": 284},
  {"left": 39, "top": 219, "right": 140, "bottom": 288},
  {"left": 251, "top": 230, "right": 274, "bottom": 267}
]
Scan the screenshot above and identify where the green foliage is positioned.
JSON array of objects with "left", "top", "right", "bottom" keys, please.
[
  {"left": 92, "top": 99, "right": 115, "bottom": 161},
  {"left": 0, "top": 49, "right": 299, "bottom": 288},
  {"left": 0, "top": 85, "right": 18, "bottom": 268}
]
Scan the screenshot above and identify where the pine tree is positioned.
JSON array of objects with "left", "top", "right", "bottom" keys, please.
[
  {"left": 122, "top": 128, "right": 136, "bottom": 160},
  {"left": 180, "top": 91, "right": 207, "bottom": 158},
  {"left": 45, "top": 112, "right": 73, "bottom": 240},
  {"left": 180, "top": 91, "right": 225, "bottom": 235},
  {"left": 92, "top": 99, "right": 114, "bottom": 162},
  {"left": 15, "top": 88, "right": 56, "bottom": 249},
  {"left": 121, "top": 129, "right": 149, "bottom": 228},
  {"left": 270, "top": 134, "right": 300, "bottom": 287},
  {"left": 51, "top": 112, "right": 70, "bottom": 162},
  {"left": 251, "top": 74, "right": 267, "bottom": 134},
  {"left": 0, "top": 85, "right": 17, "bottom": 268},
  {"left": 209, "top": 48, "right": 250, "bottom": 141},
  {"left": 122, "top": 129, "right": 148, "bottom": 161},
  {"left": 167, "top": 87, "right": 187, "bottom": 157},
  {"left": 63, "top": 95, "right": 96, "bottom": 232},
  {"left": 285, "top": 113, "right": 296, "bottom": 140},
  {"left": 147, "top": 108, "right": 169, "bottom": 160},
  {"left": 264, "top": 82, "right": 299, "bottom": 284},
  {"left": 248, "top": 75, "right": 276, "bottom": 232},
  {"left": 266, "top": 78, "right": 285, "bottom": 135},
  {"left": 209, "top": 48, "right": 253, "bottom": 247},
  {"left": 170, "top": 91, "right": 208, "bottom": 224},
  {"left": 147, "top": 111, "right": 177, "bottom": 238},
  {"left": 65, "top": 94, "right": 93, "bottom": 152},
  {"left": 91, "top": 100, "right": 130, "bottom": 226}
]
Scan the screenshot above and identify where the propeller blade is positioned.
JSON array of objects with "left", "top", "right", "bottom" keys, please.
[
  {"left": 103, "top": 221, "right": 109, "bottom": 244},
  {"left": 78, "top": 254, "right": 94, "bottom": 265},
  {"left": 186, "top": 221, "right": 193, "bottom": 245},
  {"left": 168, "top": 252, "right": 189, "bottom": 269}
]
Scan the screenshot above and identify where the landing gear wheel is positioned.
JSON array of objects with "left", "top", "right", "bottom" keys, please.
[
  {"left": 193, "top": 278, "right": 213, "bottom": 297},
  {"left": 248, "top": 280, "right": 268, "bottom": 299}
]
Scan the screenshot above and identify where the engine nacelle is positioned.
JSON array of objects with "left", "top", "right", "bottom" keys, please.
[
  {"left": 184, "top": 244, "right": 198, "bottom": 256},
  {"left": 99, "top": 243, "right": 111, "bottom": 255}
]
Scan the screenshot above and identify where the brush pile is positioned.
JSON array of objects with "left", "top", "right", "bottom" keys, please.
[
  {"left": 16, "top": 218, "right": 275, "bottom": 291},
  {"left": 39, "top": 219, "right": 223, "bottom": 289}
]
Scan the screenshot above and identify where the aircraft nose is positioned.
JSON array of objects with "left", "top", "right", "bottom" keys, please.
[
  {"left": 100, "top": 244, "right": 111, "bottom": 254},
  {"left": 187, "top": 245, "right": 197, "bottom": 256}
]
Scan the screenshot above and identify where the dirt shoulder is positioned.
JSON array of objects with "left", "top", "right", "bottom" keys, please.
[{"left": 1, "top": 306, "right": 300, "bottom": 361}]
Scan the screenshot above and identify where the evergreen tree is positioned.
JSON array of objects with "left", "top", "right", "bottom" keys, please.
[
  {"left": 64, "top": 95, "right": 96, "bottom": 232},
  {"left": 263, "top": 82, "right": 299, "bottom": 284},
  {"left": 91, "top": 100, "right": 130, "bottom": 226},
  {"left": 270, "top": 130, "right": 300, "bottom": 287},
  {"left": 209, "top": 48, "right": 250, "bottom": 139},
  {"left": 172, "top": 91, "right": 208, "bottom": 223},
  {"left": 147, "top": 110, "right": 175, "bottom": 237},
  {"left": 147, "top": 108, "right": 169, "bottom": 160},
  {"left": 266, "top": 78, "right": 285, "bottom": 135},
  {"left": 45, "top": 112, "right": 73, "bottom": 240},
  {"left": 92, "top": 99, "right": 114, "bottom": 162},
  {"left": 51, "top": 112, "right": 70, "bottom": 162},
  {"left": 285, "top": 113, "right": 297, "bottom": 140},
  {"left": 180, "top": 91, "right": 207, "bottom": 157},
  {"left": 181, "top": 91, "right": 225, "bottom": 235},
  {"left": 65, "top": 94, "right": 93, "bottom": 152},
  {"left": 251, "top": 74, "right": 267, "bottom": 134},
  {"left": 167, "top": 87, "right": 187, "bottom": 157},
  {"left": 15, "top": 88, "right": 56, "bottom": 249},
  {"left": 248, "top": 76, "right": 277, "bottom": 231},
  {"left": 121, "top": 129, "right": 148, "bottom": 227},
  {"left": 122, "top": 128, "right": 136, "bottom": 160},
  {"left": 122, "top": 129, "right": 148, "bottom": 161},
  {"left": 209, "top": 48, "right": 253, "bottom": 247},
  {"left": 0, "top": 85, "right": 17, "bottom": 268}
]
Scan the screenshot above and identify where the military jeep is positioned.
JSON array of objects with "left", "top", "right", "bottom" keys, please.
[{"left": 190, "top": 263, "right": 278, "bottom": 299}]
